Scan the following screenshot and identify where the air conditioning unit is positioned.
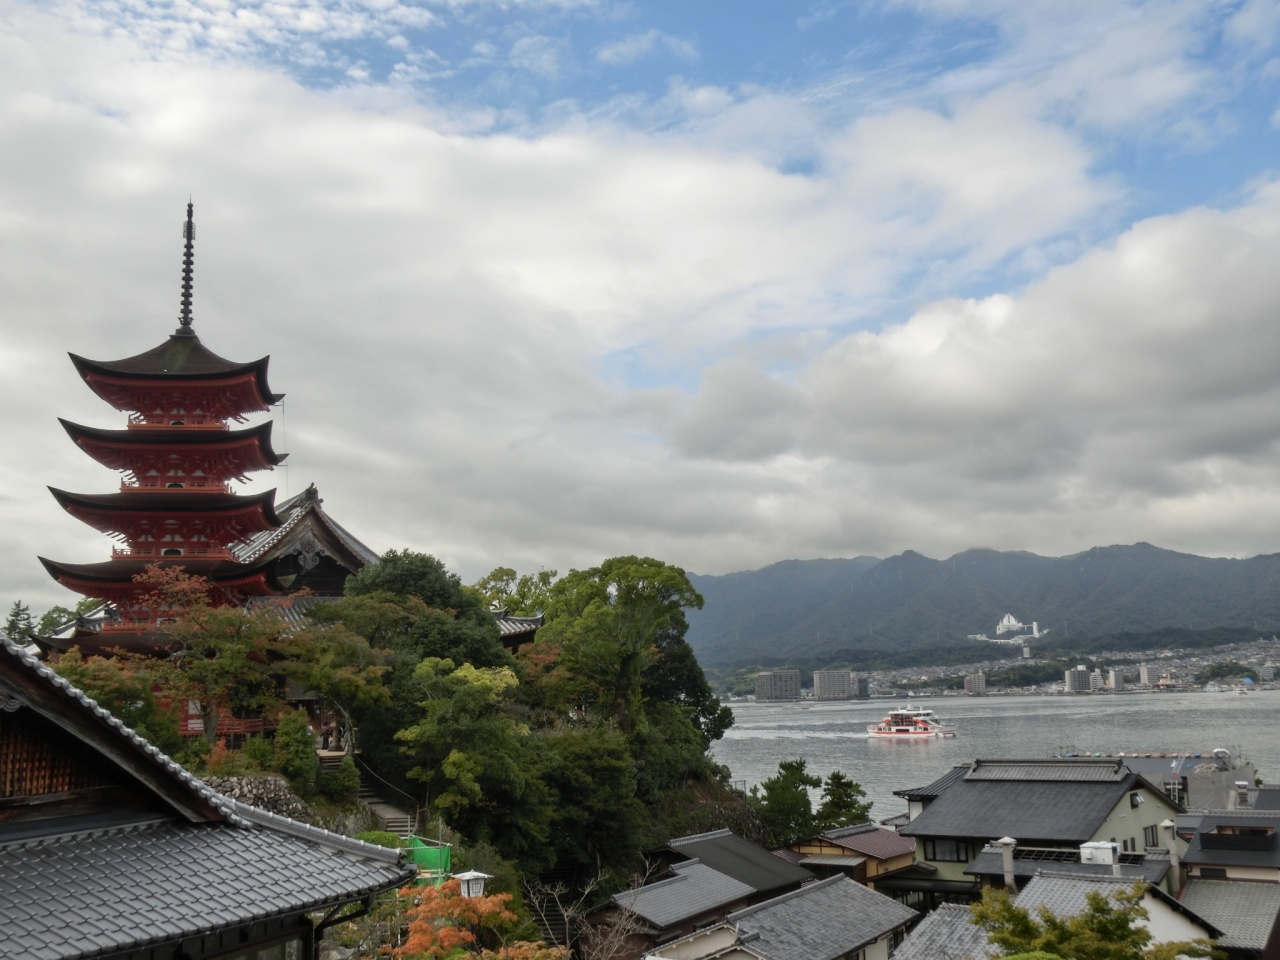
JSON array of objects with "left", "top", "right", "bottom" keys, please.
[{"left": 1080, "top": 841, "right": 1117, "bottom": 865}]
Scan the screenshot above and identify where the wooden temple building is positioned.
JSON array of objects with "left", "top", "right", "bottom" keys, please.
[{"left": 39, "top": 203, "right": 542, "bottom": 655}]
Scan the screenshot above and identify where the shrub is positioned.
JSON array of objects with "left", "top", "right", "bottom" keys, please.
[
  {"left": 319, "top": 754, "right": 361, "bottom": 804},
  {"left": 354, "top": 831, "right": 404, "bottom": 849},
  {"left": 274, "top": 709, "right": 320, "bottom": 799},
  {"left": 241, "top": 734, "right": 275, "bottom": 772}
]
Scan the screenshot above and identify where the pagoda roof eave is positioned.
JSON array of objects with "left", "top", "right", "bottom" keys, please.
[
  {"left": 39, "top": 555, "right": 286, "bottom": 590},
  {"left": 48, "top": 487, "right": 281, "bottom": 526},
  {"left": 69, "top": 339, "right": 283, "bottom": 406},
  {"left": 58, "top": 418, "right": 287, "bottom": 468}
]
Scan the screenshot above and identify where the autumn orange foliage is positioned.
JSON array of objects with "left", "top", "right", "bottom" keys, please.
[{"left": 394, "top": 879, "right": 565, "bottom": 960}]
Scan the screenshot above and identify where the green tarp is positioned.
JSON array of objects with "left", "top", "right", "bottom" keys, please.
[{"left": 406, "top": 837, "right": 451, "bottom": 885}]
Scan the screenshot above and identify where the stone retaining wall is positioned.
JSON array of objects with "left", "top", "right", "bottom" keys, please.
[{"left": 201, "top": 774, "right": 314, "bottom": 822}]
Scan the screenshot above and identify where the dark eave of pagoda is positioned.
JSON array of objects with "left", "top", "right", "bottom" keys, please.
[
  {"left": 58, "top": 418, "right": 287, "bottom": 470},
  {"left": 48, "top": 487, "right": 281, "bottom": 524},
  {"left": 69, "top": 332, "right": 283, "bottom": 407},
  {"left": 38, "top": 556, "right": 286, "bottom": 591}
]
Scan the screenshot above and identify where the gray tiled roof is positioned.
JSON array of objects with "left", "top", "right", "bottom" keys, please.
[
  {"left": 900, "top": 774, "right": 1146, "bottom": 843},
  {"left": 965, "top": 847, "right": 1170, "bottom": 885},
  {"left": 892, "top": 902, "right": 994, "bottom": 960},
  {"left": 231, "top": 487, "right": 378, "bottom": 565},
  {"left": 726, "top": 876, "right": 917, "bottom": 960},
  {"left": 613, "top": 859, "right": 753, "bottom": 928},
  {"left": 818, "top": 823, "right": 917, "bottom": 860},
  {"left": 1184, "top": 810, "right": 1280, "bottom": 869},
  {"left": 1254, "top": 785, "right": 1280, "bottom": 811},
  {"left": 965, "top": 759, "right": 1128, "bottom": 782},
  {"left": 0, "top": 805, "right": 413, "bottom": 960},
  {"left": 895, "top": 765, "right": 969, "bottom": 799},
  {"left": 1176, "top": 878, "right": 1280, "bottom": 950},
  {"left": 666, "top": 830, "right": 813, "bottom": 893},
  {"left": 1015, "top": 872, "right": 1221, "bottom": 941}
]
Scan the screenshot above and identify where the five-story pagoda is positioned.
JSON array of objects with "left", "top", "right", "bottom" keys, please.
[{"left": 41, "top": 204, "right": 288, "bottom": 644}]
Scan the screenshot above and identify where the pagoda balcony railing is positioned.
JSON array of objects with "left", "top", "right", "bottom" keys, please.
[
  {"left": 128, "top": 416, "right": 229, "bottom": 430},
  {"left": 123, "top": 479, "right": 232, "bottom": 493},
  {"left": 112, "top": 545, "right": 231, "bottom": 560}
]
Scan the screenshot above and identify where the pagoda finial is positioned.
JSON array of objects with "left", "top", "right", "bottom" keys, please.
[{"left": 176, "top": 200, "right": 196, "bottom": 336}]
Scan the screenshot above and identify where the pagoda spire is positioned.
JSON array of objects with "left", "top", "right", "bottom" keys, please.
[{"left": 176, "top": 200, "right": 196, "bottom": 337}]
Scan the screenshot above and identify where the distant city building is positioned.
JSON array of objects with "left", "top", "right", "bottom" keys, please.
[
  {"left": 996, "top": 613, "right": 1026, "bottom": 635},
  {"left": 970, "top": 613, "right": 1044, "bottom": 646},
  {"left": 1065, "top": 665, "right": 1093, "bottom": 694},
  {"left": 755, "top": 669, "right": 801, "bottom": 701},
  {"left": 1089, "top": 669, "right": 1105, "bottom": 692},
  {"left": 1139, "top": 663, "right": 1153, "bottom": 686},
  {"left": 814, "top": 670, "right": 852, "bottom": 700},
  {"left": 1261, "top": 664, "right": 1276, "bottom": 681},
  {"left": 1108, "top": 668, "right": 1122, "bottom": 691},
  {"left": 1022, "top": 645, "right": 1032, "bottom": 659},
  {"left": 964, "top": 672, "right": 987, "bottom": 696}
]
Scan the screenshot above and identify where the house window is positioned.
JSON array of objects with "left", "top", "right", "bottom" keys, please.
[
  {"left": 924, "top": 839, "right": 969, "bottom": 862},
  {"left": 888, "top": 929, "right": 906, "bottom": 956},
  {"left": 1143, "top": 825, "right": 1159, "bottom": 848}
]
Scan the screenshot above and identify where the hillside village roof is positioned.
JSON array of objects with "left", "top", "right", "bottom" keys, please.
[
  {"left": 895, "top": 872, "right": 1221, "bottom": 960},
  {"left": 0, "top": 635, "right": 414, "bottom": 960},
  {"left": 899, "top": 759, "right": 1175, "bottom": 844},
  {"left": 1178, "top": 878, "right": 1280, "bottom": 951},
  {"left": 723, "top": 876, "right": 917, "bottom": 960},
  {"left": 965, "top": 845, "right": 1170, "bottom": 885},
  {"left": 612, "top": 859, "right": 754, "bottom": 928},
  {"left": 666, "top": 829, "right": 813, "bottom": 894},
  {"left": 891, "top": 902, "right": 993, "bottom": 960},
  {"left": 1184, "top": 810, "right": 1280, "bottom": 870},
  {"left": 816, "top": 822, "right": 916, "bottom": 860}
]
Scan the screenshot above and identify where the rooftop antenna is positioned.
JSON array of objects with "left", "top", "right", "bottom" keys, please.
[{"left": 176, "top": 200, "right": 196, "bottom": 336}]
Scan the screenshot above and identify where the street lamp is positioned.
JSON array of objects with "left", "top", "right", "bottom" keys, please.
[{"left": 453, "top": 870, "right": 493, "bottom": 898}]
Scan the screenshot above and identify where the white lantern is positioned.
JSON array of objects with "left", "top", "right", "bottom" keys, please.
[{"left": 453, "top": 870, "right": 493, "bottom": 898}]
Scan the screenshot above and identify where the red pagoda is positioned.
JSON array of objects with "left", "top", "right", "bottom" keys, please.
[{"left": 41, "top": 204, "right": 289, "bottom": 644}]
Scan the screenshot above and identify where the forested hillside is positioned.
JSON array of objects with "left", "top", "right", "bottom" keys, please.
[{"left": 686, "top": 543, "right": 1280, "bottom": 668}]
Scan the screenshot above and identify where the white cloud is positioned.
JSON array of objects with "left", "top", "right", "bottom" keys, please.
[
  {"left": 1, "top": 0, "right": 1279, "bottom": 615},
  {"left": 509, "top": 34, "right": 563, "bottom": 77},
  {"left": 595, "top": 29, "right": 696, "bottom": 66}
]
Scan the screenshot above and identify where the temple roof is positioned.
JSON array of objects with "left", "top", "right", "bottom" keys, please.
[
  {"left": 70, "top": 334, "right": 282, "bottom": 407},
  {"left": 231, "top": 484, "right": 379, "bottom": 568},
  {"left": 59, "top": 418, "right": 287, "bottom": 470}
]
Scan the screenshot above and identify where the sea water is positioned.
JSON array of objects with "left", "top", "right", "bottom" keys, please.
[{"left": 710, "top": 691, "right": 1280, "bottom": 817}]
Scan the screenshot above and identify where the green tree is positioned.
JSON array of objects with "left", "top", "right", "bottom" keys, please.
[
  {"left": 814, "top": 771, "right": 872, "bottom": 832},
  {"left": 396, "top": 658, "right": 554, "bottom": 870},
  {"left": 641, "top": 610, "right": 733, "bottom": 747},
  {"left": 471, "top": 567, "right": 558, "bottom": 617},
  {"left": 542, "top": 556, "right": 703, "bottom": 735},
  {"left": 5, "top": 601, "right": 35, "bottom": 642},
  {"left": 749, "top": 759, "right": 821, "bottom": 847},
  {"left": 34, "top": 598, "right": 101, "bottom": 637},
  {"left": 275, "top": 708, "right": 321, "bottom": 799},
  {"left": 50, "top": 647, "right": 184, "bottom": 757},
  {"left": 970, "top": 884, "right": 1220, "bottom": 960}
]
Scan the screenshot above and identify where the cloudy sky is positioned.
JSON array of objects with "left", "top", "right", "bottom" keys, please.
[{"left": 5, "top": 0, "right": 1280, "bottom": 607}]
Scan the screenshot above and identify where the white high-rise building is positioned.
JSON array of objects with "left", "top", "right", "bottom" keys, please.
[{"left": 814, "top": 670, "right": 852, "bottom": 700}]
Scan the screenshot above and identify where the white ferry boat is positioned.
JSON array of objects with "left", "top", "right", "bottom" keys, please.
[{"left": 867, "top": 705, "right": 957, "bottom": 738}]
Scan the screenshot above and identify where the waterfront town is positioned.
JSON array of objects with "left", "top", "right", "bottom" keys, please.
[
  {"left": 10, "top": 5, "right": 1280, "bottom": 960},
  {"left": 2, "top": 225, "right": 1278, "bottom": 958},
  {"left": 751, "top": 625, "right": 1280, "bottom": 702}
]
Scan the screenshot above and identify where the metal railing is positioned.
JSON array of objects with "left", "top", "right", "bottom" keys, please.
[{"left": 353, "top": 753, "right": 422, "bottom": 834}]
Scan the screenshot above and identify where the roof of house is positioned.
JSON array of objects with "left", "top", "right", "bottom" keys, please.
[
  {"left": 965, "top": 845, "right": 1170, "bottom": 885},
  {"left": 1178, "top": 878, "right": 1280, "bottom": 951},
  {"left": 899, "top": 760, "right": 1172, "bottom": 844},
  {"left": 816, "top": 822, "right": 917, "bottom": 860},
  {"left": 894, "top": 764, "right": 969, "bottom": 799},
  {"left": 1253, "top": 785, "right": 1280, "bottom": 811},
  {"left": 0, "top": 635, "right": 415, "bottom": 960},
  {"left": 798, "top": 854, "right": 868, "bottom": 868},
  {"left": 892, "top": 902, "right": 994, "bottom": 960},
  {"left": 1184, "top": 810, "right": 1280, "bottom": 869},
  {"left": 1015, "top": 872, "right": 1220, "bottom": 939},
  {"left": 612, "top": 859, "right": 754, "bottom": 929},
  {"left": 725, "top": 875, "right": 918, "bottom": 960},
  {"left": 666, "top": 830, "right": 813, "bottom": 893}
]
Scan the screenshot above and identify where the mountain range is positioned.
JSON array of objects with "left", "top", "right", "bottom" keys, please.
[{"left": 684, "top": 543, "right": 1280, "bottom": 669}]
